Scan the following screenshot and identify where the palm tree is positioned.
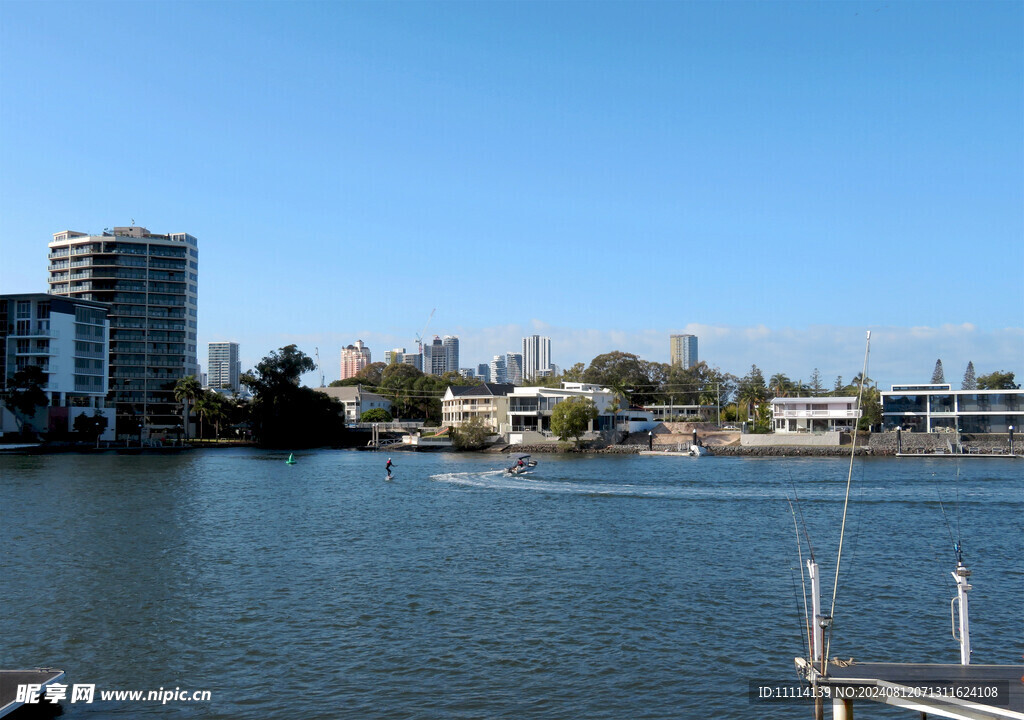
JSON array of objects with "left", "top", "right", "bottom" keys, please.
[
  {"left": 769, "top": 373, "right": 792, "bottom": 398},
  {"left": 173, "top": 375, "right": 203, "bottom": 440}
]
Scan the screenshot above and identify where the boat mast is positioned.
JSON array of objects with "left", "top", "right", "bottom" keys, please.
[{"left": 951, "top": 544, "right": 972, "bottom": 665}]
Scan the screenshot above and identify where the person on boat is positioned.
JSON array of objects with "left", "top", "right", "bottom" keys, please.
[{"left": 386, "top": 457, "right": 394, "bottom": 478}]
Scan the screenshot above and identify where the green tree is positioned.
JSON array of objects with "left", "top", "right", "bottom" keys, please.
[
  {"left": 550, "top": 397, "right": 598, "bottom": 446},
  {"left": 73, "top": 410, "right": 108, "bottom": 443},
  {"left": 736, "top": 365, "right": 769, "bottom": 420},
  {"left": 4, "top": 365, "right": 49, "bottom": 435},
  {"left": 808, "top": 368, "right": 824, "bottom": 397},
  {"left": 977, "top": 370, "right": 1019, "bottom": 390},
  {"left": 858, "top": 387, "right": 882, "bottom": 431},
  {"left": 173, "top": 374, "right": 203, "bottom": 439},
  {"left": 931, "top": 359, "right": 945, "bottom": 384},
  {"left": 451, "top": 416, "right": 491, "bottom": 450},
  {"left": 561, "top": 362, "right": 586, "bottom": 382},
  {"left": 753, "top": 402, "right": 772, "bottom": 433},
  {"left": 768, "top": 373, "right": 793, "bottom": 398},
  {"left": 361, "top": 407, "right": 393, "bottom": 423},
  {"left": 961, "top": 361, "right": 977, "bottom": 390},
  {"left": 583, "top": 351, "right": 663, "bottom": 406},
  {"left": 241, "top": 345, "right": 346, "bottom": 447}
]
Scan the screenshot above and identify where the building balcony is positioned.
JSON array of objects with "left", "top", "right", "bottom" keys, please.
[{"left": 772, "top": 409, "right": 860, "bottom": 419}]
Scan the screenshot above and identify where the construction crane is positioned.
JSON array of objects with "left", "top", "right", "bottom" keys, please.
[
  {"left": 415, "top": 308, "right": 436, "bottom": 355},
  {"left": 314, "top": 347, "right": 325, "bottom": 387}
]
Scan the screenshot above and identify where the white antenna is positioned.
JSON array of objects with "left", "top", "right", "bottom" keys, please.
[{"left": 314, "top": 347, "right": 325, "bottom": 387}]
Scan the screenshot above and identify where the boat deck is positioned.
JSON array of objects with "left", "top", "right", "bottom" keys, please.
[
  {"left": 798, "top": 659, "right": 1024, "bottom": 720},
  {"left": 0, "top": 669, "right": 65, "bottom": 717}
]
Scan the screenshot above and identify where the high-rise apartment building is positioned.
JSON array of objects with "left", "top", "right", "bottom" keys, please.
[
  {"left": 443, "top": 335, "right": 459, "bottom": 375},
  {"left": 385, "top": 348, "right": 406, "bottom": 365},
  {"left": 506, "top": 352, "right": 524, "bottom": 386},
  {"left": 48, "top": 226, "right": 199, "bottom": 433},
  {"left": 670, "top": 334, "right": 698, "bottom": 368},
  {"left": 340, "top": 340, "right": 371, "bottom": 380},
  {"left": 522, "top": 335, "right": 551, "bottom": 380},
  {"left": 0, "top": 293, "right": 115, "bottom": 438},
  {"left": 489, "top": 355, "right": 506, "bottom": 384},
  {"left": 208, "top": 341, "right": 240, "bottom": 392},
  {"left": 477, "top": 363, "right": 491, "bottom": 382}
]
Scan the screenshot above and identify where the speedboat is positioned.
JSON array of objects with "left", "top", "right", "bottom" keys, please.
[{"left": 506, "top": 454, "right": 538, "bottom": 474}]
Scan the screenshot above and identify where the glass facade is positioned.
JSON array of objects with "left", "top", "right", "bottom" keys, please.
[{"left": 882, "top": 388, "right": 1024, "bottom": 434}]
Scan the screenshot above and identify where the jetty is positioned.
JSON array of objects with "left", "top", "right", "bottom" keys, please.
[{"left": 0, "top": 668, "right": 65, "bottom": 717}]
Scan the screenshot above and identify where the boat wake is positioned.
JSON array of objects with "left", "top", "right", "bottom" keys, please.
[{"left": 429, "top": 470, "right": 691, "bottom": 499}]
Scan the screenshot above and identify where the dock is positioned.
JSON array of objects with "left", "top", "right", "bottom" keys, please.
[
  {"left": 796, "top": 658, "right": 1024, "bottom": 720},
  {"left": 0, "top": 669, "right": 65, "bottom": 717}
]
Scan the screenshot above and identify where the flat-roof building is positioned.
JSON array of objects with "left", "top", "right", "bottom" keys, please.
[{"left": 48, "top": 226, "right": 199, "bottom": 434}]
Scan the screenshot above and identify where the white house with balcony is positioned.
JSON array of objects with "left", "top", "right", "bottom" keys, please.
[
  {"left": 441, "top": 383, "right": 515, "bottom": 432},
  {"left": 505, "top": 382, "right": 650, "bottom": 443},
  {"left": 770, "top": 396, "right": 860, "bottom": 433}
]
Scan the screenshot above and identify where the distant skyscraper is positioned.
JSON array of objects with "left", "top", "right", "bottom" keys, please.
[
  {"left": 489, "top": 355, "right": 506, "bottom": 384},
  {"left": 477, "top": 363, "right": 491, "bottom": 382},
  {"left": 443, "top": 335, "right": 459, "bottom": 375},
  {"left": 401, "top": 352, "right": 423, "bottom": 371},
  {"left": 340, "top": 340, "right": 371, "bottom": 380},
  {"left": 506, "top": 352, "right": 523, "bottom": 385},
  {"left": 425, "top": 336, "right": 446, "bottom": 375},
  {"left": 48, "top": 225, "right": 199, "bottom": 431},
  {"left": 208, "top": 341, "right": 241, "bottom": 392},
  {"left": 385, "top": 348, "right": 406, "bottom": 365},
  {"left": 522, "top": 335, "right": 551, "bottom": 380},
  {"left": 670, "top": 334, "right": 698, "bottom": 368}
]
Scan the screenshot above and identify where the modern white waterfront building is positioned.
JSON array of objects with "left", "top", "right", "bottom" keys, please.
[
  {"left": 880, "top": 384, "right": 1024, "bottom": 433},
  {"left": 0, "top": 293, "right": 115, "bottom": 440},
  {"left": 522, "top": 334, "right": 551, "bottom": 380},
  {"left": 507, "top": 382, "right": 618, "bottom": 435},
  {"left": 207, "top": 341, "right": 240, "bottom": 392},
  {"left": 670, "top": 334, "right": 698, "bottom": 368},
  {"left": 340, "top": 340, "right": 371, "bottom": 380},
  {"left": 770, "top": 396, "right": 861, "bottom": 433},
  {"left": 48, "top": 226, "right": 199, "bottom": 435}
]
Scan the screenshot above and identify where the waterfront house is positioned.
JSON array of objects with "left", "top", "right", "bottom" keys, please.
[
  {"left": 441, "top": 383, "right": 514, "bottom": 432},
  {"left": 770, "top": 396, "right": 860, "bottom": 433},
  {"left": 880, "top": 383, "right": 1023, "bottom": 433},
  {"left": 317, "top": 385, "right": 392, "bottom": 425}
]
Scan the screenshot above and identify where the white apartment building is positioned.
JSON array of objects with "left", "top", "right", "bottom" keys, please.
[
  {"left": 208, "top": 341, "right": 240, "bottom": 392},
  {"left": 48, "top": 226, "right": 198, "bottom": 434},
  {"left": 340, "top": 340, "right": 371, "bottom": 380},
  {"left": 770, "top": 396, "right": 861, "bottom": 433},
  {"left": 0, "top": 293, "right": 115, "bottom": 439},
  {"left": 522, "top": 335, "right": 551, "bottom": 380}
]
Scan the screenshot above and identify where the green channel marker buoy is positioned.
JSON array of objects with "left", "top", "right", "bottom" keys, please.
[{"left": 286, "top": 453, "right": 296, "bottom": 464}]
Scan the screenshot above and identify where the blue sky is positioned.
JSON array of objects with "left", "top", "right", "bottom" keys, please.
[{"left": 1, "top": 1, "right": 1021, "bottom": 389}]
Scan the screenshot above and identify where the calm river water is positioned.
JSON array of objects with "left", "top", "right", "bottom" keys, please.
[{"left": 1, "top": 450, "right": 1020, "bottom": 719}]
